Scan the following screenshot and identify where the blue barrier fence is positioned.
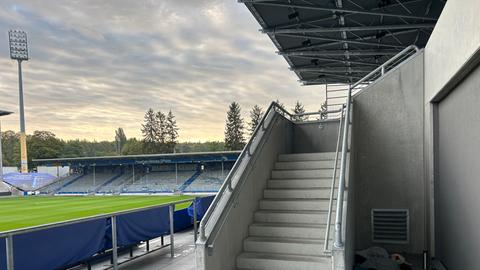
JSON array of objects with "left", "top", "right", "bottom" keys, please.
[{"left": 0, "top": 196, "right": 214, "bottom": 270}]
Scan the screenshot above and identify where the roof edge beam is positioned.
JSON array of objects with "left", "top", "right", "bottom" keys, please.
[
  {"left": 239, "top": 1, "right": 438, "bottom": 21},
  {"left": 279, "top": 49, "right": 399, "bottom": 56},
  {"left": 263, "top": 23, "right": 435, "bottom": 34}
]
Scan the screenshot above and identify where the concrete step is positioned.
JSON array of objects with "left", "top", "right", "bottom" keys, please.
[
  {"left": 272, "top": 169, "right": 334, "bottom": 179},
  {"left": 254, "top": 210, "right": 330, "bottom": 224},
  {"left": 259, "top": 198, "right": 335, "bottom": 211},
  {"left": 264, "top": 188, "right": 333, "bottom": 199},
  {"left": 244, "top": 237, "right": 326, "bottom": 256},
  {"left": 278, "top": 152, "right": 336, "bottom": 162},
  {"left": 249, "top": 222, "right": 329, "bottom": 239},
  {"left": 275, "top": 160, "right": 338, "bottom": 170},
  {"left": 236, "top": 252, "right": 331, "bottom": 270},
  {"left": 267, "top": 178, "right": 334, "bottom": 188}
]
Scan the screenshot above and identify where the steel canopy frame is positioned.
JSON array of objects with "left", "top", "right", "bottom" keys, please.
[{"left": 241, "top": 0, "right": 445, "bottom": 83}]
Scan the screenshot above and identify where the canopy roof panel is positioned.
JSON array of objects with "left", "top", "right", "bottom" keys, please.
[{"left": 242, "top": 0, "right": 445, "bottom": 85}]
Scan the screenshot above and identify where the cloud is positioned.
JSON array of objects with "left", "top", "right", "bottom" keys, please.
[{"left": 0, "top": 0, "right": 326, "bottom": 141}]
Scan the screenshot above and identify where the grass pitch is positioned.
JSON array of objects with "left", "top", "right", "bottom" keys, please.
[{"left": 0, "top": 195, "right": 194, "bottom": 232}]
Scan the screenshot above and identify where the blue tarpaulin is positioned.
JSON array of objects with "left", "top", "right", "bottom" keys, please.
[
  {"left": 0, "top": 196, "right": 216, "bottom": 270},
  {"left": 3, "top": 173, "right": 56, "bottom": 191},
  {"left": 116, "top": 206, "right": 170, "bottom": 247},
  {"left": 0, "top": 219, "right": 107, "bottom": 270}
]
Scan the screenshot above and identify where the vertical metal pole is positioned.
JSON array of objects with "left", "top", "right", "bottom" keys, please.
[
  {"left": 334, "top": 85, "right": 351, "bottom": 248},
  {"left": 132, "top": 164, "right": 135, "bottom": 184},
  {"left": 93, "top": 165, "right": 96, "bottom": 187},
  {"left": 0, "top": 121, "right": 3, "bottom": 180},
  {"left": 6, "top": 235, "right": 14, "bottom": 270},
  {"left": 193, "top": 198, "right": 198, "bottom": 242},
  {"left": 17, "top": 60, "right": 28, "bottom": 174},
  {"left": 175, "top": 163, "right": 178, "bottom": 185},
  {"left": 169, "top": 204, "right": 174, "bottom": 258},
  {"left": 111, "top": 216, "right": 118, "bottom": 270},
  {"left": 221, "top": 161, "right": 224, "bottom": 178}
]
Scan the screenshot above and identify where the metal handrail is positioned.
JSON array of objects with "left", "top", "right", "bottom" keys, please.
[
  {"left": 333, "top": 45, "right": 420, "bottom": 248},
  {"left": 324, "top": 104, "right": 345, "bottom": 252},
  {"left": 198, "top": 102, "right": 343, "bottom": 245},
  {"left": 199, "top": 101, "right": 292, "bottom": 242}
]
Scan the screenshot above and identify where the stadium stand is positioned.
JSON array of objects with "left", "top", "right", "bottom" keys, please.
[
  {"left": 122, "top": 171, "right": 196, "bottom": 193},
  {"left": 38, "top": 174, "right": 82, "bottom": 194},
  {"left": 33, "top": 151, "right": 240, "bottom": 195},
  {"left": 58, "top": 169, "right": 121, "bottom": 194},
  {"left": 184, "top": 164, "right": 232, "bottom": 192}
]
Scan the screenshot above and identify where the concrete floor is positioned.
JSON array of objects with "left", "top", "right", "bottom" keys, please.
[{"left": 74, "top": 230, "right": 196, "bottom": 270}]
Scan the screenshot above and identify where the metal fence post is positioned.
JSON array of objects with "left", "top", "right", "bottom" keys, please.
[
  {"left": 193, "top": 198, "right": 198, "bottom": 243},
  {"left": 169, "top": 204, "right": 174, "bottom": 258},
  {"left": 111, "top": 216, "right": 118, "bottom": 270},
  {"left": 6, "top": 235, "right": 14, "bottom": 270}
]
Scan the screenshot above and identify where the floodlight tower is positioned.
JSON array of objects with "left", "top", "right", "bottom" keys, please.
[
  {"left": 0, "top": 110, "right": 13, "bottom": 180},
  {"left": 8, "top": 30, "right": 29, "bottom": 173}
]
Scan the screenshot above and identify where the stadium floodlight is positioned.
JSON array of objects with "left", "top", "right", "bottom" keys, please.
[
  {"left": 0, "top": 110, "right": 13, "bottom": 180},
  {"left": 8, "top": 30, "right": 29, "bottom": 173}
]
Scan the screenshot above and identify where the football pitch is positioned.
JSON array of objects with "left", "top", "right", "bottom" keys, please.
[{"left": 0, "top": 195, "right": 194, "bottom": 232}]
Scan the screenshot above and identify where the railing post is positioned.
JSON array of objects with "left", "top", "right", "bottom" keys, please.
[
  {"left": 169, "top": 204, "right": 174, "bottom": 258},
  {"left": 334, "top": 85, "right": 352, "bottom": 248},
  {"left": 193, "top": 198, "right": 198, "bottom": 243},
  {"left": 6, "top": 235, "right": 14, "bottom": 270},
  {"left": 111, "top": 216, "right": 118, "bottom": 270}
]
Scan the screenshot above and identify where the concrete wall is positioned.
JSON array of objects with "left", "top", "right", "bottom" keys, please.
[
  {"left": 425, "top": 0, "right": 480, "bottom": 102},
  {"left": 292, "top": 120, "right": 340, "bottom": 153},
  {"left": 352, "top": 53, "right": 426, "bottom": 253},
  {"left": 434, "top": 63, "right": 480, "bottom": 270},
  {"left": 197, "top": 113, "right": 293, "bottom": 270}
]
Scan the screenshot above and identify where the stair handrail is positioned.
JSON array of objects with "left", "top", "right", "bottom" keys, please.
[
  {"left": 333, "top": 45, "right": 420, "bottom": 248},
  {"left": 324, "top": 103, "right": 345, "bottom": 252},
  {"left": 198, "top": 101, "right": 293, "bottom": 243}
]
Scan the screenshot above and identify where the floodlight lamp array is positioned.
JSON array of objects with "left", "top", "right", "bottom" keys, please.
[{"left": 8, "top": 30, "right": 28, "bottom": 61}]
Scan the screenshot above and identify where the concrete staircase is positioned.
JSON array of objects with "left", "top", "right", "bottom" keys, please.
[{"left": 236, "top": 152, "right": 337, "bottom": 270}]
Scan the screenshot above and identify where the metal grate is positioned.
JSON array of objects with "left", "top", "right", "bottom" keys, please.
[{"left": 371, "top": 209, "right": 409, "bottom": 244}]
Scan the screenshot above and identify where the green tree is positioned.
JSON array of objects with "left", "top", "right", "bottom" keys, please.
[
  {"left": 27, "top": 131, "right": 65, "bottom": 165},
  {"left": 292, "top": 101, "right": 306, "bottom": 121},
  {"left": 115, "top": 127, "right": 127, "bottom": 155},
  {"left": 155, "top": 111, "right": 167, "bottom": 145},
  {"left": 141, "top": 108, "right": 158, "bottom": 153},
  {"left": 121, "top": 138, "right": 144, "bottom": 155},
  {"left": 165, "top": 110, "right": 179, "bottom": 152},
  {"left": 249, "top": 105, "right": 264, "bottom": 136},
  {"left": 1, "top": 130, "right": 18, "bottom": 166},
  {"left": 224, "top": 102, "right": 245, "bottom": 150},
  {"left": 62, "top": 140, "right": 84, "bottom": 158}
]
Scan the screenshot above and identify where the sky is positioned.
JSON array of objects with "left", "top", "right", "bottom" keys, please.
[{"left": 0, "top": 0, "right": 326, "bottom": 142}]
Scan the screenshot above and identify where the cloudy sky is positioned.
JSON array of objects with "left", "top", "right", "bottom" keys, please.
[{"left": 0, "top": 0, "right": 326, "bottom": 141}]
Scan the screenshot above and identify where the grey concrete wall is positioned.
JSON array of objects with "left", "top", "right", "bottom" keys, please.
[
  {"left": 352, "top": 53, "right": 426, "bottom": 253},
  {"left": 292, "top": 120, "right": 340, "bottom": 153},
  {"left": 425, "top": 0, "right": 480, "bottom": 102},
  {"left": 198, "top": 114, "right": 293, "bottom": 270},
  {"left": 435, "top": 63, "right": 480, "bottom": 270},
  {"left": 423, "top": 0, "right": 480, "bottom": 257}
]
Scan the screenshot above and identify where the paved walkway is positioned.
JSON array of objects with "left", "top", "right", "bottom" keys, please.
[{"left": 76, "top": 230, "right": 196, "bottom": 270}]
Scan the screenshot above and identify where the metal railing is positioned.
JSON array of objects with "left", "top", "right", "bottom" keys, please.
[
  {"left": 324, "top": 104, "right": 345, "bottom": 252},
  {"left": 198, "top": 101, "right": 342, "bottom": 247},
  {"left": 333, "top": 45, "right": 420, "bottom": 248},
  {"left": 0, "top": 197, "right": 198, "bottom": 270}
]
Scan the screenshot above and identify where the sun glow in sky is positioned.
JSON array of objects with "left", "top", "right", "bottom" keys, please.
[{"left": 0, "top": 0, "right": 326, "bottom": 141}]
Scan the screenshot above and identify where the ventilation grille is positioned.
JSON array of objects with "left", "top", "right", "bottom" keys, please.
[{"left": 371, "top": 209, "right": 409, "bottom": 244}]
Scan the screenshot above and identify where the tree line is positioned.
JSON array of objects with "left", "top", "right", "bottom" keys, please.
[
  {"left": 1, "top": 101, "right": 327, "bottom": 168},
  {"left": 223, "top": 100, "right": 327, "bottom": 151}
]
